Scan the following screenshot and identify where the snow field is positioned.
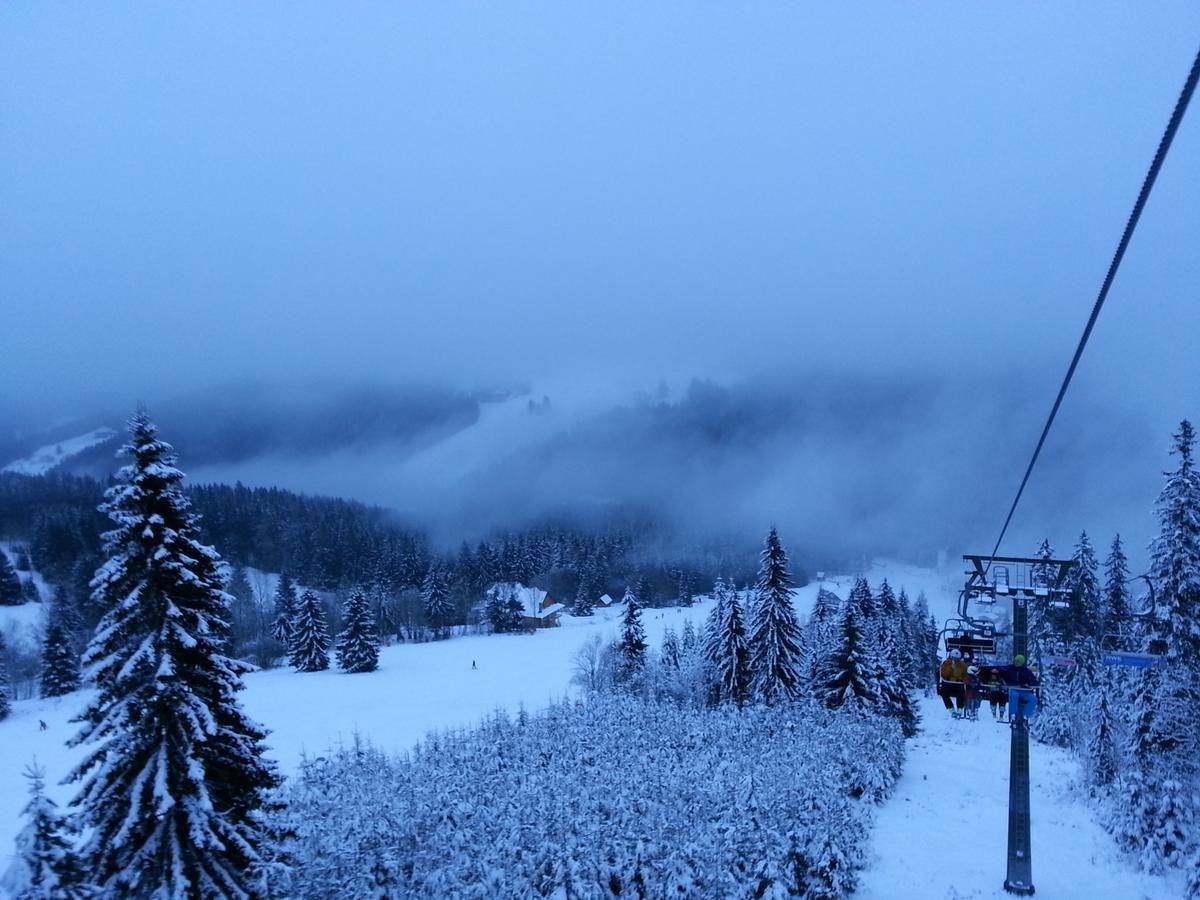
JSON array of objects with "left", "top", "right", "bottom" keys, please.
[
  {"left": 0, "top": 598, "right": 714, "bottom": 874},
  {"left": 6, "top": 556, "right": 1103, "bottom": 895},
  {"left": 857, "top": 695, "right": 1183, "bottom": 900}
]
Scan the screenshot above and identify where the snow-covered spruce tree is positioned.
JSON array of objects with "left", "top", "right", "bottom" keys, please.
[
  {"left": 572, "top": 556, "right": 597, "bottom": 616},
  {"left": 660, "top": 626, "right": 680, "bottom": 669},
  {"left": 66, "top": 412, "right": 280, "bottom": 898},
  {"left": 875, "top": 614, "right": 920, "bottom": 737},
  {"left": 269, "top": 572, "right": 298, "bottom": 652},
  {"left": 0, "top": 631, "right": 12, "bottom": 721},
  {"left": 1111, "top": 421, "right": 1200, "bottom": 871},
  {"left": 290, "top": 589, "right": 331, "bottom": 672},
  {"left": 1084, "top": 672, "right": 1120, "bottom": 797},
  {"left": 746, "top": 528, "right": 805, "bottom": 705},
  {"left": 39, "top": 617, "right": 80, "bottom": 698},
  {"left": 803, "top": 586, "right": 841, "bottom": 684},
  {"left": 814, "top": 601, "right": 879, "bottom": 714},
  {"left": 635, "top": 574, "right": 655, "bottom": 610},
  {"left": 1113, "top": 665, "right": 1192, "bottom": 872},
  {"left": 1149, "top": 421, "right": 1200, "bottom": 677},
  {"left": 876, "top": 578, "right": 899, "bottom": 623},
  {"left": 484, "top": 585, "right": 509, "bottom": 633},
  {"left": 0, "top": 551, "right": 22, "bottom": 605},
  {"left": 1051, "top": 531, "right": 1103, "bottom": 750},
  {"left": 1102, "top": 534, "right": 1132, "bottom": 638},
  {"left": 898, "top": 588, "right": 930, "bottom": 698},
  {"left": 336, "top": 589, "right": 379, "bottom": 674},
  {"left": 3, "top": 763, "right": 91, "bottom": 899},
  {"left": 704, "top": 584, "right": 748, "bottom": 706},
  {"left": 676, "top": 570, "right": 694, "bottom": 607},
  {"left": 618, "top": 586, "right": 647, "bottom": 685},
  {"left": 845, "top": 576, "right": 877, "bottom": 641},
  {"left": 504, "top": 585, "right": 525, "bottom": 632},
  {"left": 421, "top": 565, "right": 454, "bottom": 639}
]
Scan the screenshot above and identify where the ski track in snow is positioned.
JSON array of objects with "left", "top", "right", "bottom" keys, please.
[{"left": 857, "top": 696, "right": 1182, "bottom": 900}]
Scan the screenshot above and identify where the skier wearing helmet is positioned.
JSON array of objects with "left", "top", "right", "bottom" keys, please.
[{"left": 938, "top": 649, "right": 968, "bottom": 717}]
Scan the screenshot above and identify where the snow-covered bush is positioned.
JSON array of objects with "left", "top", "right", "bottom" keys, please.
[{"left": 275, "top": 695, "right": 899, "bottom": 898}]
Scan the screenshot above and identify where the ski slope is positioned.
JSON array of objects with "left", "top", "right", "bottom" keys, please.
[
  {"left": 1, "top": 428, "right": 116, "bottom": 476},
  {"left": 858, "top": 696, "right": 1183, "bottom": 900}
]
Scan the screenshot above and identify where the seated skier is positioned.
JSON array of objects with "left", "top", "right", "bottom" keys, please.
[
  {"left": 1000, "top": 654, "right": 1040, "bottom": 721},
  {"left": 982, "top": 667, "right": 1007, "bottom": 720},
  {"left": 963, "top": 665, "right": 982, "bottom": 720},
  {"left": 1000, "top": 654, "right": 1039, "bottom": 688},
  {"left": 938, "top": 649, "right": 968, "bottom": 717}
]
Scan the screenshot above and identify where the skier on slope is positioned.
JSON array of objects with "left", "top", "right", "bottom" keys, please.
[{"left": 938, "top": 649, "right": 968, "bottom": 717}]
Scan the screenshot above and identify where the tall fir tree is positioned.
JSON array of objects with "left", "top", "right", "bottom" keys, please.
[
  {"left": 1064, "top": 531, "right": 1101, "bottom": 642},
  {"left": 336, "top": 589, "right": 379, "bottom": 673},
  {"left": 618, "top": 586, "right": 647, "bottom": 684},
  {"left": 874, "top": 616, "right": 920, "bottom": 737},
  {"left": 804, "top": 587, "right": 842, "bottom": 685},
  {"left": 1148, "top": 421, "right": 1200, "bottom": 672},
  {"left": 39, "top": 618, "right": 80, "bottom": 698},
  {"left": 1102, "top": 534, "right": 1132, "bottom": 639},
  {"left": 3, "top": 764, "right": 91, "bottom": 899},
  {"left": 746, "top": 528, "right": 805, "bottom": 705},
  {"left": 421, "top": 565, "right": 454, "bottom": 639},
  {"left": 1111, "top": 422, "right": 1200, "bottom": 873},
  {"left": 704, "top": 583, "right": 749, "bottom": 707},
  {"left": 1084, "top": 672, "right": 1120, "bottom": 797},
  {"left": 676, "top": 571, "right": 694, "bottom": 607},
  {"left": 290, "top": 590, "right": 331, "bottom": 672},
  {"left": 484, "top": 585, "right": 510, "bottom": 633},
  {"left": 813, "top": 602, "right": 879, "bottom": 714},
  {"left": 66, "top": 412, "right": 280, "bottom": 898},
  {"left": 634, "top": 574, "right": 655, "bottom": 610},
  {"left": 0, "top": 551, "right": 22, "bottom": 605},
  {"left": 269, "top": 573, "right": 298, "bottom": 652},
  {"left": 572, "top": 556, "right": 597, "bottom": 617},
  {"left": 845, "top": 577, "right": 878, "bottom": 641}
]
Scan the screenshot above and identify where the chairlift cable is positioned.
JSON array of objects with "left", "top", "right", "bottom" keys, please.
[{"left": 986, "top": 45, "right": 1200, "bottom": 566}]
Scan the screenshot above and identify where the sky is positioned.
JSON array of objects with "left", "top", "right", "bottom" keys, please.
[{"left": 2, "top": 3, "right": 1199, "bottom": 564}]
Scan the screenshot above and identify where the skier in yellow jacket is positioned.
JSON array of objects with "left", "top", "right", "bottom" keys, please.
[{"left": 938, "top": 649, "right": 968, "bottom": 717}]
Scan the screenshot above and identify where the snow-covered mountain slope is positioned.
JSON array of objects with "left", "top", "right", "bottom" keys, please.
[
  {"left": 858, "top": 696, "right": 1183, "bottom": 899},
  {"left": 1, "top": 428, "right": 116, "bottom": 476}
]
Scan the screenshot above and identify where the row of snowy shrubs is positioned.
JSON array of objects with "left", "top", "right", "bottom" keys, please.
[{"left": 271, "top": 694, "right": 904, "bottom": 899}]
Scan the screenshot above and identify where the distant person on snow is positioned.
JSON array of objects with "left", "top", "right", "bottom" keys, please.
[{"left": 938, "top": 649, "right": 967, "bottom": 717}]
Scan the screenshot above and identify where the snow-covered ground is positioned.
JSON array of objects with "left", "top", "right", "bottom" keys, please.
[
  {"left": 0, "top": 594, "right": 711, "bottom": 872},
  {"left": 858, "top": 695, "right": 1183, "bottom": 899},
  {"left": 3, "top": 557, "right": 1167, "bottom": 897},
  {"left": 1, "top": 428, "right": 116, "bottom": 476}
]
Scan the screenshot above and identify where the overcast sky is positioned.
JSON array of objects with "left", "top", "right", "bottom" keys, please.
[{"left": 2, "top": 4, "right": 1199, "bottom": 563}]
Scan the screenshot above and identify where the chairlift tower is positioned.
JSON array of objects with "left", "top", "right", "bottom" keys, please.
[{"left": 962, "top": 554, "right": 1074, "bottom": 896}]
